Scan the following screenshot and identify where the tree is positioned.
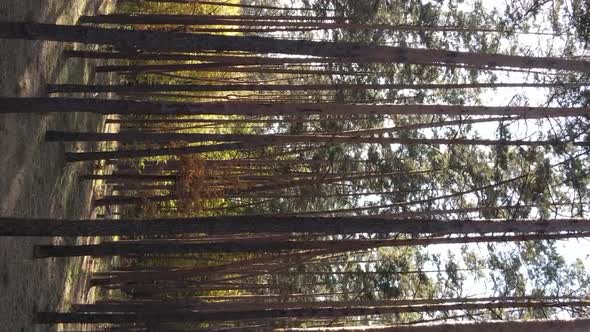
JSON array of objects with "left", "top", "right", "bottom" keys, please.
[
  {"left": 3, "top": 98, "right": 589, "bottom": 118},
  {"left": 273, "top": 318, "right": 590, "bottom": 331},
  {"left": 2, "top": 216, "right": 590, "bottom": 237},
  {"left": 1, "top": 22, "right": 589, "bottom": 72}
]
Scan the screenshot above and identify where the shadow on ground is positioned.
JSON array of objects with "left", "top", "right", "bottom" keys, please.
[{"left": 0, "top": 1, "right": 115, "bottom": 331}]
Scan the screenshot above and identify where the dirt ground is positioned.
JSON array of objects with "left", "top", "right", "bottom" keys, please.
[{"left": 0, "top": 1, "right": 116, "bottom": 331}]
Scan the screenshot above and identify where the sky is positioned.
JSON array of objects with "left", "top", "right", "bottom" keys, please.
[
  {"left": 436, "top": 0, "right": 590, "bottom": 272},
  {"left": 273, "top": 0, "right": 590, "bottom": 303},
  {"left": 426, "top": 0, "right": 590, "bottom": 303}
]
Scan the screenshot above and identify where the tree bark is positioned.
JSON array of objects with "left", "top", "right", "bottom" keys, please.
[
  {"left": 45, "top": 131, "right": 589, "bottom": 147},
  {"left": 79, "top": 174, "right": 177, "bottom": 182},
  {"left": 78, "top": 14, "right": 524, "bottom": 35},
  {"left": 1, "top": 22, "right": 588, "bottom": 72},
  {"left": 139, "top": 0, "right": 325, "bottom": 11},
  {"left": 33, "top": 232, "right": 589, "bottom": 260},
  {"left": 46, "top": 82, "right": 588, "bottom": 94},
  {"left": 2, "top": 216, "right": 590, "bottom": 237},
  {"left": 72, "top": 296, "right": 583, "bottom": 313},
  {"left": 2, "top": 97, "right": 588, "bottom": 118},
  {"left": 33, "top": 300, "right": 590, "bottom": 323},
  {"left": 275, "top": 319, "right": 590, "bottom": 332},
  {"left": 63, "top": 142, "right": 258, "bottom": 162},
  {"left": 80, "top": 14, "right": 338, "bottom": 24}
]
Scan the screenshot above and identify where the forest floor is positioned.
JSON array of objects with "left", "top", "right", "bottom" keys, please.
[{"left": 0, "top": 1, "right": 118, "bottom": 331}]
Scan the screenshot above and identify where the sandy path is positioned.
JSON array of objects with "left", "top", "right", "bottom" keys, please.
[{"left": 0, "top": 1, "right": 116, "bottom": 331}]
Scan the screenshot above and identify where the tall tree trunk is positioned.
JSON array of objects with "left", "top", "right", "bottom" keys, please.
[
  {"left": 32, "top": 231, "right": 590, "bottom": 258},
  {"left": 2, "top": 216, "right": 590, "bottom": 237},
  {"left": 79, "top": 174, "right": 177, "bottom": 182},
  {"left": 274, "top": 319, "right": 590, "bottom": 332},
  {"left": 2, "top": 98, "right": 588, "bottom": 118},
  {"left": 33, "top": 300, "right": 590, "bottom": 323},
  {"left": 45, "top": 131, "right": 590, "bottom": 147},
  {"left": 1, "top": 22, "right": 588, "bottom": 72},
  {"left": 71, "top": 296, "right": 584, "bottom": 313},
  {"left": 80, "top": 14, "right": 553, "bottom": 36},
  {"left": 97, "top": 64, "right": 376, "bottom": 76},
  {"left": 139, "top": 0, "right": 327, "bottom": 12},
  {"left": 63, "top": 51, "right": 392, "bottom": 64},
  {"left": 106, "top": 118, "right": 317, "bottom": 125},
  {"left": 63, "top": 142, "right": 259, "bottom": 162},
  {"left": 80, "top": 14, "right": 339, "bottom": 24},
  {"left": 46, "top": 82, "right": 588, "bottom": 94},
  {"left": 65, "top": 52, "right": 562, "bottom": 78}
]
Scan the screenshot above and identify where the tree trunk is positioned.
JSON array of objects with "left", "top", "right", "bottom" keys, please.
[
  {"left": 2, "top": 216, "right": 590, "bottom": 237},
  {"left": 139, "top": 0, "right": 325, "bottom": 12},
  {"left": 79, "top": 14, "right": 528, "bottom": 35},
  {"left": 275, "top": 319, "right": 590, "bottom": 332},
  {"left": 97, "top": 64, "right": 376, "bottom": 76},
  {"left": 71, "top": 296, "right": 583, "bottom": 313},
  {"left": 79, "top": 174, "right": 177, "bottom": 182},
  {"left": 2, "top": 97, "right": 588, "bottom": 118},
  {"left": 45, "top": 130, "right": 589, "bottom": 147},
  {"left": 93, "top": 195, "right": 177, "bottom": 207},
  {"left": 63, "top": 142, "right": 259, "bottom": 162},
  {"left": 1, "top": 22, "right": 588, "bottom": 72},
  {"left": 80, "top": 14, "right": 339, "bottom": 24},
  {"left": 32, "top": 231, "right": 590, "bottom": 258},
  {"left": 46, "top": 82, "right": 588, "bottom": 94},
  {"left": 33, "top": 300, "right": 590, "bottom": 323}
]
